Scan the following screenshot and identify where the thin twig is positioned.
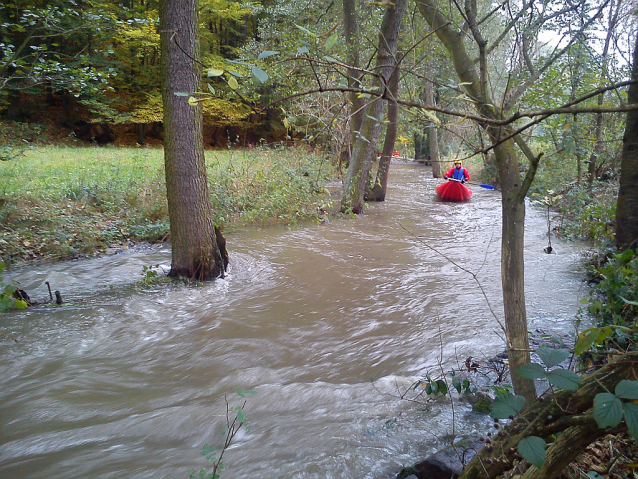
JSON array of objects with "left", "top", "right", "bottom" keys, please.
[{"left": 399, "top": 222, "right": 506, "bottom": 334}]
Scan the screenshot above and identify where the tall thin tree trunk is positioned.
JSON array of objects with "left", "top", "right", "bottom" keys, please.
[
  {"left": 341, "top": 0, "right": 406, "bottom": 213},
  {"left": 369, "top": 61, "right": 401, "bottom": 201},
  {"left": 160, "top": 0, "right": 225, "bottom": 280},
  {"left": 589, "top": 0, "right": 622, "bottom": 184},
  {"left": 426, "top": 81, "right": 440, "bottom": 178},
  {"left": 494, "top": 140, "right": 535, "bottom": 401},
  {"left": 343, "top": 0, "right": 364, "bottom": 164},
  {"left": 616, "top": 32, "right": 638, "bottom": 250}
]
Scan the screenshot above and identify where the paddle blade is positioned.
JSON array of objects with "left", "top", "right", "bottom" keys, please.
[{"left": 479, "top": 184, "right": 495, "bottom": 190}]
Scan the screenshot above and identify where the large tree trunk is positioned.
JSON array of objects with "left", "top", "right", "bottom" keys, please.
[
  {"left": 160, "top": 0, "right": 225, "bottom": 280},
  {"left": 616, "top": 32, "right": 638, "bottom": 250},
  {"left": 368, "top": 61, "right": 401, "bottom": 202},
  {"left": 458, "top": 351, "right": 638, "bottom": 479},
  {"left": 341, "top": 0, "right": 406, "bottom": 213}
]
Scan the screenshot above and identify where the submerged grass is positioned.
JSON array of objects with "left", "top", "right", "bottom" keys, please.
[{"left": 0, "top": 145, "right": 339, "bottom": 265}]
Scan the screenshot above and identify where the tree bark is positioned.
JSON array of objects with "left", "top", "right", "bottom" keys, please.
[
  {"left": 616, "top": 32, "right": 638, "bottom": 250},
  {"left": 341, "top": 0, "right": 406, "bottom": 214},
  {"left": 426, "top": 81, "right": 440, "bottom": 178},
  {"left": 160, "top": 0, "right": 225, "bottom": 280},
  {"left": 343, "top": 0, "right": 364, "bottom": 164},
  {"left": 458, "top": 351, "right": 638, "bottom": 479},
  {"left": 369, "top": 61, "right": 401, "bottom": 202}
]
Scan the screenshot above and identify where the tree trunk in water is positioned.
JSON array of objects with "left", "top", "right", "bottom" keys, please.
[
  {"left": 341, "top": 0, "right": 406, "bottom": 213},
  {"left": 426, "top": 81, "right": 440, "bottom": 178},
  {"left": 160, "top": 0, "right": 225, "bottom": 280},
  {"left": 616, "top": 32, "right": 638, "bottom": 250},
  {"left": 495, "top": 141, "right": 535, "bottom": 403},
  {"left": 369, "top": 62, "right": 400, "bottom": 202},
  {"left": 458, "top": 351, "right": 638, "bottom": 479}
]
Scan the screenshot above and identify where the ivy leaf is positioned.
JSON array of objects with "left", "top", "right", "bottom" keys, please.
[
  {"left": 623, "top": 403, "right": 638, "bottom": 440},
  {"left": 517, "top": 436, "right": 546, "bottom": 468},
  {"left": 173, "top": 92, "right": 190, "bottom": 97},
  {"left": 517, "top": 363, "right": 547, "bottom": 379},
  {"left": 251, "top": 66, "right": 269, "bottom": 84},
  {"left": 257, "top": 50, "right": 279, "bottom": 60},
  {"left": 615, "top": 380, "right": 638, "bottom": 399},
  {"left": 207, "top": 84, "right": 216, "bottom": 95},
  {"left": 545, "top": 369, "right": 582, "bottom": 390},
  {"left": 490, "top": 393, "right": 526, "bottom": 419},
  {"left": 537, "top": 346, "right": 570, "bottom": 368},
  {"left": 297, "top": 46, "right": 310, "bottom": 55},
  {"left": 593, "top": 392, "right": 624, "bottom": 428}
]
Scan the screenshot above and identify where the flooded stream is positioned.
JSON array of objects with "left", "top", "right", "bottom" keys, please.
[{"left": 0, "top": 163, "right": 586, "bottom": 479}]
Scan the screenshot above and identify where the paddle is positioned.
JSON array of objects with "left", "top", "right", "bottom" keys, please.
[{"left": 446, "top": 178, "right": 495, "bottom": 190}]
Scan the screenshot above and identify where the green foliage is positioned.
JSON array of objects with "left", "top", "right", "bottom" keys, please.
[
  {"left": 0, "top": 146, "right": 339, "bottom": 264},
  {"left": 517, "top": 436, "right": 547, "bottom": 468},
  {"left": 0, "top": 261, "right": 27, "bottom": 311},
  {"left": 189, "top": 389, "right": 256, "bottom": 479},
  {"left": 490, "top": 391, "right": 525, "bottom": 419},
  {"left": 578, "top": 249, "right": 638, "bottom": 353},
  {"left": 592, "top": 381, "right": 638, "bottom": 439}
]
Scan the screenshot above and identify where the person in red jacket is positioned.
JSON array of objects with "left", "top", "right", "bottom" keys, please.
[{"left": 444, "top": 160, "right": 470, "bottom": 183}]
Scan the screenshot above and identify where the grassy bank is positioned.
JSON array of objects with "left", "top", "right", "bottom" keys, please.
[{"left": 0, "top": 145, "right": 339, "bottom": 265}]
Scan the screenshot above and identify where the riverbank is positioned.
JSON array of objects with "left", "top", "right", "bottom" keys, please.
[{"left": 0, "top": 145, "right": 340, "bottom": 266}]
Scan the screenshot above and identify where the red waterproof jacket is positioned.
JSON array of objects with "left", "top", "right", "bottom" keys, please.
[{"left": 445, "top": 166, "right": 470, "bottom": 181}]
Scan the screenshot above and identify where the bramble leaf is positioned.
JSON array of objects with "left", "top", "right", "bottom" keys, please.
[
  {"left": 491, "top": 393, "right": 525, "bottom": 419},
  {"left": 537, "top": 346, "right": 570, "bottom": 368},
  {"left": 593, "top": 392, "right": 623, "bottom": 428},
  {"left": 517, "top": 363, "right": 547, "bottom": 379},
  {"left": 545, "top": 369, "right": 581, "bottom": 390},
  {"left": 615, "top": 380, "right": 638, "bottom": 399},
  {"left": 623, "top": 402, "right": 638, "bottom": 439},
  {"left": 517, "top": 436, "right": 546, "bottom": 468}
]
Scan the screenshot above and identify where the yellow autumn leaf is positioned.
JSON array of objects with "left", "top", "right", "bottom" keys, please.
[
  {"left": 188, "top": 96, "right": 199, "bottom": 106},
  {"left": 228, "top": 76, "right": 239, "bottom": 90},
  {"left": 283, "top": 117, "right": 291, "bottom": 129}
]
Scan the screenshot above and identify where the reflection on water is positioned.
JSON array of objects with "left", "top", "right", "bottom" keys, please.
[{"left": 0, "top": 164, "right": 584, "bottom": 478}]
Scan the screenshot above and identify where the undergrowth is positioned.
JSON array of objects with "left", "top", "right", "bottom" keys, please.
[{"left": 0, "top": 145, "right": 338, "bottom": 265}]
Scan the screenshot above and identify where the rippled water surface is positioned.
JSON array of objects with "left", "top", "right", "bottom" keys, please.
[{"left": 0, "top": 163, "right": 585, "bottom": 479}]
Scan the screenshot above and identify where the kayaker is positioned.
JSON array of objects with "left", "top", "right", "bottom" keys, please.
[{"left": 444, "top": 160, "right": 470, "bottom": 183}]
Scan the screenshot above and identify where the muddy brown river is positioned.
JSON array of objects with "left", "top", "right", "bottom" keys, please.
[{"left": 0, "top": 163, "right": 585, "bottom": 478}]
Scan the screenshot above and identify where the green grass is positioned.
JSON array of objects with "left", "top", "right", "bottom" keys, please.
[{"left": 0, "top": 145, "right": 339, "bottom": 264}]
